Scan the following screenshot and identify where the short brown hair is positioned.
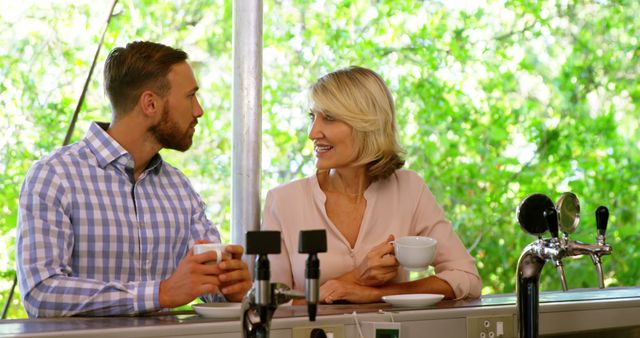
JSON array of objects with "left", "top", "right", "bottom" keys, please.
[
  {"left": 311, "top": 66, "right": 405, "bottom": 181},
  {"left": 104, "top": 41, "right": 188, "bottom": 116}
]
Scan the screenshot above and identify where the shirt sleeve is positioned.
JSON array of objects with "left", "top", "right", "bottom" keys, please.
[
  {"left": 260, "top": 190, "right": 295, "bottom": 289},
  {"left": 413, "top": 182, "right": 482, "bottom": 299},
  {"left": 188, "top": 182, "right": 221, "bottom": 244},
  {"left": 16, "top": 162, "right": 160, "bottom": 317},
  {"left": 189, "top": 178, "right": 225, "bottom": 303}
]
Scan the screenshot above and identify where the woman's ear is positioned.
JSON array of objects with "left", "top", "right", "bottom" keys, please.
[{"left": 139, "top": 90, "right": 159, "bottom": 117}]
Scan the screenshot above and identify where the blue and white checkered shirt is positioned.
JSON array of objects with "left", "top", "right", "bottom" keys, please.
[{"left": 16, "top": 122, "right": 221, "bottom": 317}]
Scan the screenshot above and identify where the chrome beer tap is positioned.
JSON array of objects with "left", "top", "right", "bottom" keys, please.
[
  {"left": 555, "top": 192, "right": 579, "bottom": 291},
  {"left": 555, "top": 193, "right": 612, "bottom": 289},
  {"left": 242, "top": 230, "right": 282, "bottom": 338},
  {"left": 545, "top": 206, "right": 568, "bottom": 291},
  {"left": 515, "top": 194, "right": 559, "bottom": 338},
  {"left": 515, "top": 193, "right": 613, "bottom": 338},
  {"left": 242, "top": 230, "right": 327, "bottom": 338},
  {"left": 592, "top": 206, "right": 610, "bottom": 288},
  {"left": 298, "top": 229, "right": 328, "bottom": 322}
]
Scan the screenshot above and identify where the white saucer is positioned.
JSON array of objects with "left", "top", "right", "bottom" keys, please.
[
  {"left": 382, "top": 294, "right": 444, "bottom": 308},
  {"left": 192, "top": 303, "right": 242, "bottom": 319}
]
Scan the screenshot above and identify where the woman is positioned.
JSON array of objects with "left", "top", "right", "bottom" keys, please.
[{"left": 261, "top": 66, "right": 481, "bottom": 303}]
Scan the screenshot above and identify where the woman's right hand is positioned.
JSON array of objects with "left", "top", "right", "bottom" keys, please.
[{"left": 350, "top": 234, "right": 398, "bottom": 286}]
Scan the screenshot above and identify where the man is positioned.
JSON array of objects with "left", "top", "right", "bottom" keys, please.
[{"left": 16, "top": 41, "right": 251, "bottom": 317}]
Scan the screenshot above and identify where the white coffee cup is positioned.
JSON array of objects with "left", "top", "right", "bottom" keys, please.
[
  {"left": 193, "top": 243, "right": 231, "bottom": 264},
  {"left": 393, "top": 236, "right": 437, "bottom": 271}
]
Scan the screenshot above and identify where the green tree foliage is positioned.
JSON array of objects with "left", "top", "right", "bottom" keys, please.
[
  {"left": 0, "top": 0, "right": 638, "bottom": 319},
  {"left": 262, "top": 0, "right": 639, "bottom": 295}
]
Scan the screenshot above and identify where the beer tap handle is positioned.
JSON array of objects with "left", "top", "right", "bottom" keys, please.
[
  {"left": 246, "top": 231, "right": 281, "bottom": 324},
  {"left": 544, "top": 207, "right": 567, "bottom": 290},
  {"left": 590, "top": 254, "right": 605, "bottom": 288},
  {"left": 595, "top": 206, "right": 609, "bottom": 239},
  {"left": 544, "top": 207, "right": 559, "bottom": 239},
  {"left": 594, "top": 206, "right": 610, "bottom": 289},
  {"left": 299, "top": 230, "right": 327, "bottom": 322},
  {"left": 554, "top": 259, "right": 568, "bottom": 291}
]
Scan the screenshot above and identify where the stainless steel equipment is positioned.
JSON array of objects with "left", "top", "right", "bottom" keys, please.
[
  {"left": 242, "top": 230, "right": 327, "bottom": 338},
  {"left": 515, "top": 193, "right": 612, "bottom": 338}
]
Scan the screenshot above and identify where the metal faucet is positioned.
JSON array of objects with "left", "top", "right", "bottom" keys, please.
[
  {"left": 515, "top": 193, "right": 612, "bottom": 338},
  {"left": 242, "top": 230, "right": 327, "bottom": 338}
]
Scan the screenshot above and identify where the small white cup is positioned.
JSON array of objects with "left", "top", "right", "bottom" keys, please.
[
  {"left": 193, "top": 243, "right": 231, "bottom": 264},
  {"left": 393, "top": 236, "right": 437, "bottom": 271}
]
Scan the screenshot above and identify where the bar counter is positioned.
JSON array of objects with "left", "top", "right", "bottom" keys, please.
[{"left": 1, "top": 287, "right": 639, "bottom": 338}]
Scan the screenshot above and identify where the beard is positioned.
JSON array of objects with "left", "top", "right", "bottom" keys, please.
[{"left": 149, "top": 104, "right": 195, "bottom": 152}]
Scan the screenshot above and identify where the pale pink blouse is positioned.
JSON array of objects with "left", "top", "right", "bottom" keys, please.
[{"left": 261, "top": 169, "right": 482, "bottom": 299}]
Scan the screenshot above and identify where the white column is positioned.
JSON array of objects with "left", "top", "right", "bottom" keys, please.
[{"left": 231, "top": 0, "right": 262, "bottom": 248}]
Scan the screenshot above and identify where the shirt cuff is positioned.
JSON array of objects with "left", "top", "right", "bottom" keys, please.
[
  {"left": 435, "top": 270, "right": 469, "bottom": 300},
  {"left": 133, "top": 280, "right": 161, "bottom": 313}
]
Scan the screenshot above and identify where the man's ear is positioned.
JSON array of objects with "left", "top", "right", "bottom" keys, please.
[{"left": 139, "top": 90, "right": 160, "bottom": 117}]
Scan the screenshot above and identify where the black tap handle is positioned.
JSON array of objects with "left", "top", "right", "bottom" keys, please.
[
  {"left": 246, "top": 231, "right": 281, "bottom": 256},
  {"left": 596, "top": 206, "right": 609, "bottom": 237},
  {"left": 246, "top": 231, "right": 281, "bottom": 281},
  {"left": 517, "top": 193, "right": 554, "bottom": 236},
  {"left": 299, "top": 230, "right": 327, "bottom": 254},
  {"left": 544, "top": 207, "right": 559, "bottom": 238}
]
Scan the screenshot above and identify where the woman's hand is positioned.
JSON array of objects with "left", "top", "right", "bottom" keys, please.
[
  {"left": 320, "top": 279, "right": 382, "bottom": 304},
  {"left": 351, "top": 234, "right": 398, "bottom": 286}
]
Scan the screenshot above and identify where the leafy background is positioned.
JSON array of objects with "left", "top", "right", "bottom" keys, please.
[{"left": 0, "top": 0, "right": 638, "bottom": 318}]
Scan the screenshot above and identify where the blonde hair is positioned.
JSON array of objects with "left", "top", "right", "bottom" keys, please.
[{"left": 310, "top": 66, "right": 405, "bottom": 181}]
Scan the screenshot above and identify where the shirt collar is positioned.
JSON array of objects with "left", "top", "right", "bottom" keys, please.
[{"left": 85, "top": 121, "right": 163, "bottom": 175}]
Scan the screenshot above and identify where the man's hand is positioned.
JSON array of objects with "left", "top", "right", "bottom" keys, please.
[
  {"left": 351, "top": 234, "right": 398, "bottom": 286},
  {"left": 159, "top": 248, "right": 225, "bottom": 308},
  {"left": 159, "top": 243, "right": 252, "bottom": 308},
  {"left": 216, "top": 244, "right": 252, "bottom": 302}
]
